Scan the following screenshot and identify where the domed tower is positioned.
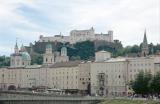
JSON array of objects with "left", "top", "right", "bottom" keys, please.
[
  {"left": 10, "top": 42, "right": 31, "bottom": 68},
  {"left": 21, "top": 52, "right": 31, "bottom": 66},
  {"left": 43, "top": 44, "right": 54, "bottom": 65},
  {"left": 61, "top": 46, "right": 67, "bottom": 56},
  {"left": 55, "top": 44, "right": 69, "bottom": 63},
  {"left": 141, "top": 30, "right": 149, "bottom": 57}
]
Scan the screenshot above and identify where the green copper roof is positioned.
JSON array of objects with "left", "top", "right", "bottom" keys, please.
[
  {"left": 46, "top": 44, "right": 52, "bottom": 49},
  {"left": 21, "top": 52, "right": 31, "bottom": 61}
]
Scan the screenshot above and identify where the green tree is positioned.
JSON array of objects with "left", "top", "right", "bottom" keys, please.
[
  {"left": 151, "top": 72, "right": 160, "bottom": 96},
  {"left": 131, "top": 71, "right": 153, "bottom": 96},
  {"left": 0, "top": 56, "right": 10, "bottom": 67},
  {"left": 130, "top": 45, "right": 141, "bottom": 53},
  {"left": 31, "top": 54, "right": 43, "bottom": 65},
  {"left": 74, "top": 41, "right": 95, "bottom": 60},
  {"left": 131, "top": 71, "right": 144, "bottom": 95}
]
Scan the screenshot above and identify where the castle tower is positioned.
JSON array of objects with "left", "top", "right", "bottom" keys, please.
[
  {"left": 141, "top": 30, "right": 149, "bottom": 57},
  {"left": 14, "top": 41, "right": 19, "bottom": 54},
  {"left": 43, "top": 44, "right": 54, "bottom": 65}
]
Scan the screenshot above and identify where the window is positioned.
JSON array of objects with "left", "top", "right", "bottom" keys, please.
[
  {"left": 46, "top": 58, "right": 48, "bottom": 62},
  {"left": 119, "top": 75, "right": 121, "bottom": 78}
]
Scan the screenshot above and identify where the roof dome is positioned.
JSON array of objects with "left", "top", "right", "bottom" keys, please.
[{"left": 21, "top": 52, "right": 31, "bottom": 61}]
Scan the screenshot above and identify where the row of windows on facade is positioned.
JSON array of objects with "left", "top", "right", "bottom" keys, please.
[
  {"left": 53, "top": 81, "right": 78, "bottom": 85},
  {"left": 96, "top": 66, "right": 152, "bottom": 73},
  {"left": 45, "top": 58, "right": 53, "bottom": 62},
  {"left": 52, "top": 76, "right": 78, "bottom": 80},
  {"left": 129, "top": 63, "right": 152, "bottom": 66},
  {"left": 11, "top": 61, "right": 30, "bottom": 66},
  {"left": 95, "top": 63, "right": 125, "bottom": 67},
  {"left": 97, "top": 70, "right": 123, "bottom": 73},
  {"left": 97, "top": 74, "right": 124, "bottom": 79},
  {"left": 79, "top": 78, "right": 90, "bottom": 81},
  {"left": 6, "top": 74, "right": 30, "bottom": 78},
  {"left": 52, "top": 71, "right": 78, "bottom": 74},
  {"left": 129, "top": 68, "right": 152, "bottom": 72},
  {"left": 95, "top": 66, "right": 124, "bottom": 70}
]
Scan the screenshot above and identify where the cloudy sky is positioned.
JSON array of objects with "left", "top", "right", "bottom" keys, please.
[{"left": 0, "top": 0, "right": 159, "bottom": 56}]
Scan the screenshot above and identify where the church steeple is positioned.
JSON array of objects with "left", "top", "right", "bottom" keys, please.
[
  {"left": 14, "top": 40, "right": 19, "bottom": 54},
  {"left": 143, "top": 29, "right": 147, "bottom": 44},
  {"left": 141, "top": 29, "right": 149, "bottom": 57}
]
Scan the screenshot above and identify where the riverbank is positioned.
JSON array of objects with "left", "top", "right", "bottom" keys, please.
[{"left": 100, "top": 99, "right": 160, "bottom": 104}]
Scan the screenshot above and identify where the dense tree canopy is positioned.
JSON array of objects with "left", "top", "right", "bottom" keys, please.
[
  {"left": 31, "top": 54, "right": 43, "bottom": 65},
  {"left": 0, "top": 56, "right": 10, "bottom": 67},
  {"left": 131, "top": 71, "right": 160, "bottom": 97}
]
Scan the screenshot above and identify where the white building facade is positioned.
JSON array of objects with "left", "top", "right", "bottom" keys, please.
[
  {"left": 39, "top": 27, "right": 113, "bottom": 44},
  {"left": 90, "top": 55, "right": 160, "bottom": 96}
]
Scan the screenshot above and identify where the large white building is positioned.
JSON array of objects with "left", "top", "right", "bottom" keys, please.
[
  {"left": 90, "top": 56, "right": 160, "bottom": 96},
  {"left": 39, "top": 27, "right": 113, "bottom": 44}
]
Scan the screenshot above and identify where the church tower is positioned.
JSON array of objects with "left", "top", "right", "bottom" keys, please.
[
  {"left": 43, "top": 44, "right": 55, "bottom": 65},
  {"left": 11, "top": 42, "right": 31, "bottom": 68},
  {"left": 55, "top": 44, "right": 69, "bottom": 63},
  {"left": 141, "top": 30, "right": 149, "bottom": 57},
  {"left": 14, "top": 41, "right": 19, "bottom": 54}
]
